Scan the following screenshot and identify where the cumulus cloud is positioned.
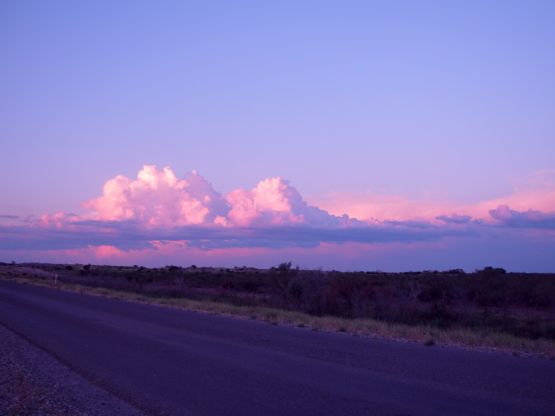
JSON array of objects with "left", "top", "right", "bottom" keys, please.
[
  {"left": 85, "top": 165, "right": 229, "bottom": 226},
  {"left": 226, "top": 177, "right": 346, "bottom": 227},
  {"left": 84, "top": 165, "right": 344, "bottom": 228}
]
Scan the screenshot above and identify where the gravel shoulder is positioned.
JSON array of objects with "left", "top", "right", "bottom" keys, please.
[{"left": 0, "top": 324, "right": 144, "bottom": 416}]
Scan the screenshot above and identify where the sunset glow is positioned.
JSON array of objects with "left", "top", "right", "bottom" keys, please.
[{"left": 1, "top": 164, "right": 554, "bottom": 271}]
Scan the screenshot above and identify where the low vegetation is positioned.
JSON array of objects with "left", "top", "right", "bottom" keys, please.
[{"left": 1, "top": 262, "right": 554, "bottom": 357}]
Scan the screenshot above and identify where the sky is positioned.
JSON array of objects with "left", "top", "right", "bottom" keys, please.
[{"left": 1, "top": 1, "right": 554, "bottom": 271}]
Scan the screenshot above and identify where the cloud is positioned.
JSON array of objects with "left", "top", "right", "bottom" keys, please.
[
  {"left": 2, "top": 165, "right": 555, "bottom": 271},
  {"left": 0, "top": 217, "right": 468, "bottom": 252},
  {"left": 36, "top": 212, "right": 81, "bottom": 228},
  {"left": 311, "top": 169, "right": 555, "bottom": 222},
  {"left": 3, "top": 234, "right": 554, "bottom": 272},
  {"left": 0, "top": 214, "right": 21, "bottom": 227},
  {"left": 436, "top": 214, "right": 472, "bottom": 224},
  {"left": 0, "top": 214, "right": 19, "bottom": 219},
  {"left": 226, "top": 177, "right": 346, "bottom": 227},
  {"left": 309, "top": 192, "right": 453, "bottom": 221},
  {"left": 73, "top": 165, "right": 555, "bottom": 231},
  {"left": 489, "top": 205, "right": 555, "bottom": 229},
  {"left": 84, "top": 165, "right": 349, "bottom": 229},
  {"left": 85, "top": 165, "right": 229, "bottom": 226}
]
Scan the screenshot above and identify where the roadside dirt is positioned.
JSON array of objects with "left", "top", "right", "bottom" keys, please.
[{"left": 0, "top": 324, "right": 144, "bottom": 416}]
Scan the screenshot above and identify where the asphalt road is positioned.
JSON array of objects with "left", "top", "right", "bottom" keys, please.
[{"left": 1, "top": 280, "right": 554, "bottom": 416}]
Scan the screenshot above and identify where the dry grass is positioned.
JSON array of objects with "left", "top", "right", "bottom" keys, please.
[{"left": 3, "top": 274, "right": 555, "bottom": 359}]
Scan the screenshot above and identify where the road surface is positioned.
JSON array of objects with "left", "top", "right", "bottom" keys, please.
[{"left": 1, "top": 280, "right": 554, "bottom": 416}]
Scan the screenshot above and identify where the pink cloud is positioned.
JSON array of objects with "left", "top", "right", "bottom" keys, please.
[
  {"left": 9, "top": 240, "right": 281, "bottom": 267},
  {"left": 226, "top": 177, "right": 331, "bottom": 226},
  {"left": 37, "top": 212, "right": 80, "bottom": 228},
  {"left": 310, "top": 192, "right": 456, "bottom": 222},
  {"left": 0, "top": 238, "right": 475, "bottom": 271},
  {"left": 85, "top": 165, "right": 229, "bottom": 227},
  {"left": 84, "top": 166, "right": 340, "bottom": 228},
  {"left": 225, "top": 177, "right": 305, "bottom": 226},
  {"left": 57, "top": 245, "right": 127, "bottom": 263},
  {"left": 310, "top": 169, "right": 555, "bottom": 223}
]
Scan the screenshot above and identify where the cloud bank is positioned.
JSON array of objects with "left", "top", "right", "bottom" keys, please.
[{"left": 1, "top": 165, "right": 555, "bottom": 271}]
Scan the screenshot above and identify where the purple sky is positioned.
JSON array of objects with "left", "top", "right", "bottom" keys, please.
[{"left": 1, "top": 1, "right": 554, "bottom": 271}]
